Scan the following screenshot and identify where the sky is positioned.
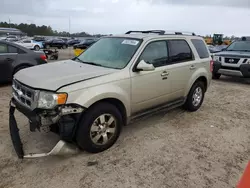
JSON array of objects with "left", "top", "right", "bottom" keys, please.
[{"left": 1, "top": 0, "right": 250, "bottom": 36}]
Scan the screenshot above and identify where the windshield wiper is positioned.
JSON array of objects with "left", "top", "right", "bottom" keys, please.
[{"left": 79, "top": 60, "right": 105, "bottom": 67}]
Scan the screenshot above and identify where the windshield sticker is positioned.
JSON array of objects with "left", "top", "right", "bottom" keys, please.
[{"left": 122, "top": 40, "right": 139, "bottom": 46}]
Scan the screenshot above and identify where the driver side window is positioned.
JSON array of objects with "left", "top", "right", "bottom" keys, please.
[{"left": 139, "top": 41, "right": 168, "bottom": 68}]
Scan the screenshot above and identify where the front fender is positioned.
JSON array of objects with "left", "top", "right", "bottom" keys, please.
[
  {"left": 66, "top": 84, "right": 131, "bottom": 117},
  {"left": 184, "top": 68, "right": 211, "bottom": 96}
]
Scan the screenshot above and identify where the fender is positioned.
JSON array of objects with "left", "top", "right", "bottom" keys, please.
[
  {"left": 66, "top": 84, "right": 131, "bottom": 117},
  {"left": 184, "top": 67, "right": 210, "bottom": 96}
]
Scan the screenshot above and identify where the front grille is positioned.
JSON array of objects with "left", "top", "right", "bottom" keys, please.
[
  {"left": 224, "top": 58, "right": 240, "bottom": 64},
  {"left": 12, "top": 79, "right": 37, "bottom": 109}
]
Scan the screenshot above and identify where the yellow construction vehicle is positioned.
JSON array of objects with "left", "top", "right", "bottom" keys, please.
[{"left": 204, "top": 34, "right": 231, "bottom": 45}]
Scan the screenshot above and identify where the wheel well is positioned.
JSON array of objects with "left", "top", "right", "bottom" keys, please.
[
  {"left": 196, "top": 76, "right": 208, "bottom": 91},
  {"left": 13, "top": 64, "right": 32, "bottom": 75},
  {"left": 89, "top": 98, "right": 127, "bottom": 125}
]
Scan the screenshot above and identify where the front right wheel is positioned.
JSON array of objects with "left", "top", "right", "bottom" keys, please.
[
  {"left": 184, "top": 81, "right": 205, "bottom": 112},
  {"left": 76, "top": 102, "right": 123, "bottom": 153}
]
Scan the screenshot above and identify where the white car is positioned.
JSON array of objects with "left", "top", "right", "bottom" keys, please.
[{"left": 15, "top": 39, "right": 43, "bottom": 51}]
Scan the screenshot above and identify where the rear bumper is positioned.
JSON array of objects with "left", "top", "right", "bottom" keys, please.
[{"left": 213, "top": 61, "right": 250, "bottom": 78}]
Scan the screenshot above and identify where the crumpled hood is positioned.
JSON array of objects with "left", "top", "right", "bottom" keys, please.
[
  {"left": 215, "top": 51, "right": 250, "bottom": 58},
  {"left": 14, "top": 60, "right": 117, "bottom": 91}
]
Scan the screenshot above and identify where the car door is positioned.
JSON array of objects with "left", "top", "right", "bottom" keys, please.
[
  {"left": 0, "top": 43, "right": 17, "bottom": 82},
  {"left": 130, "top": 40, "right": 172, "bottom": 114},
  {"left": 22, "top": 40, "right": 33, "bottom": 49},
  {"left": 164, "top": 39, "right": 195, "bottom": 99}
]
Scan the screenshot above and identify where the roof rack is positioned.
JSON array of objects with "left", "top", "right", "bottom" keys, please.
[
  {"left": 125, "top": 30, "right": 165, "bottom": 35},
  {"left": 125, "top": 30, "right": 196, "bottom": 36}
]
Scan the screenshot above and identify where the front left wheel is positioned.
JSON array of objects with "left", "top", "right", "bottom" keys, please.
[{"left": 76, "top": 102, "right": 123, "bottom": 153}]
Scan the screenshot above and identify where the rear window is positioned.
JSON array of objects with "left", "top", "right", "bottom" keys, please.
[
  {"left": 8, "top": 45, "right": 18, "bottom": 53},
  {"left": 168, "top": 40, "right": 193, "bottom": 63},
  {"left": 191, "top": 39, "right": 209, "bottom": 59}
]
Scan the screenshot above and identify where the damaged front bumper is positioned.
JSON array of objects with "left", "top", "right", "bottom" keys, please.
[{"left": 9, "top": 98, "right": 84, "bottom": 159}]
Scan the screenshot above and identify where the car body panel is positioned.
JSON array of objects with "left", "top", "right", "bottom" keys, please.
[{"left": 14, "top": 60, "right": 118, "bottom": 91}]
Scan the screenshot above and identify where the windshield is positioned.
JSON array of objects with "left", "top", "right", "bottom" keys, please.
[
  {"left": 76, "top": 37, "right": 141, "bottom": 69},
  {"left": 226, "top": 41, "right": 250, "bottom": 51}
]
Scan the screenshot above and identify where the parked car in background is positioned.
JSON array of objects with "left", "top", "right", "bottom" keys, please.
[
  {"left": 32, "top": 36, "right": 47, "bottom": 42},
  {"left": 213, "top": 37, "right": 250, "bottom": 79},
  {"left": 73, "top": 38, "right": 99, "bottom": 56},
  {"left": 9, "top": 30, "right": 212, "bottom": 158},
  {"left": 67, "top": 39, "right": 81, "bottom": 46},
  {"left": 0, "top": 40, "right": 47, "bottom": 83},
  {"left": 73, "top": 38, "right": 98, "bottom": 49},
  {"left": 6, "top": 35, "right": 19, "bottom": 42},
  {"left": 43, "top": 39, "right": 68, "bottom": 49},
  {"left": 15, "top": 39, "right": 43, "bottom": 51}
]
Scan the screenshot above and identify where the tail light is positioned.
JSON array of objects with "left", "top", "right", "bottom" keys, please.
[
  {"left": 210, "top": 60, "right": 214, "bottom": 72},
  {"left": 40, "top": 54, "right": 47, "bottom": 62}
]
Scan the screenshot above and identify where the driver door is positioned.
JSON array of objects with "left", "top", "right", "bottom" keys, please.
[{"left": 130, "top": 40, "right": 172, "bottom": 114}]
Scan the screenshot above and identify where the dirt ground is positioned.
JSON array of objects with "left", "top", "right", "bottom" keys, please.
[{"left": 0, "top": 50, "right": 250, "bottom": 188}]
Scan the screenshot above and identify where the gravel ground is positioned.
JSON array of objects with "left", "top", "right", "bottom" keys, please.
[{"left": 0, "top": 50, "right": 250, "bottom": 188}]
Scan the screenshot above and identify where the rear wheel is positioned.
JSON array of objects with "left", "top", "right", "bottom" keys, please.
[
  {"left": 34, "top": 45, "right": 40, "bottom": 51},
  {"left": 212, "top": 73, "right": 221, "bottom": 79},
  {"left": 76, "top": 102, "right": 123, "bottom": 153},
  {"left": 184, "top": 81, "right": 205, "bottom": 112}
]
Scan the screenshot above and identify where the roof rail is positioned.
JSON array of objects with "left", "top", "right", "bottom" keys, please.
[
  {"left": 125, "top": 30, "right": 196, "bottom": 36},
  {"left": 164, "top": 31, "right": 196, "bottom": 36},
  {"left": 125, "top": 30, "right": 165, "bottom": 35}
]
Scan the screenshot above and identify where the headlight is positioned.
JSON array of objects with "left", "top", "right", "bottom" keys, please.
[
  {"left": 37, "top": 91, "right": 67, "bottom": 109},
  {"left": 213, "top": 56, "right": 220, "bottom": 61}
]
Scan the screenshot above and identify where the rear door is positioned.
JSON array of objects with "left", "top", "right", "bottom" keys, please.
[
  {"left": 0, "top": 43, "right": 17, "bottom": 82},
  {"left": 164, "top": 39, "right": 195, "bottom": 99}
]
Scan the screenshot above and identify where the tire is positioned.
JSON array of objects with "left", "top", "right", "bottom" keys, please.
[
  {"left": 13, "top": 65, "right": 30, "bottom": 75},
  {"left": 62, "top": 45, "right": 66, "bottom": 49},
  {"left": 212, "top": 73, "right": 221, "bottom": 79},
  {"left": 76, "top": 102, "right": 123, "bottom": 153},
  {"left": 34, "top": 45, "right": 40, "bottom": 51},
  {"left": 46, "top": 44, "right": 50, "bottom": 49},
  {"left": 184, "top": 81, "right": 205, "bottom": 112}
]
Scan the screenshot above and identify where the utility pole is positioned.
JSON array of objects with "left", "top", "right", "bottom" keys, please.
[
  {"left": 9, "top": 18, "right": 11, "bottom": 28},
  {"left": 69, "top": 16, "right": 71, "bottom": 37}
]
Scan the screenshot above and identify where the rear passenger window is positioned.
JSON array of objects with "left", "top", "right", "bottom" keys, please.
[
  {"left": 168, "top": 40, "right": 193, "bottom": 63},
  {"left": 191, "top": 39, "right": 209, "bottom": 59},
  {"left": 0, "top": 43, "right": 7, "bottom": 53},
  {"left": 139, "top": 41, "right": 168, "bottom": 67},
  {"left": 8, "top": 45, "right": 18, "bottom": 53}
]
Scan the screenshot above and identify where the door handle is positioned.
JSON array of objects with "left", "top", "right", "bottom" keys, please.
[
  {"left": 161, "top": 71, "right": 169, "bottom": 77},
  {"left": 5, "top": 58, "right": 12, "bottom": 62},
  {"left": 190, "top": 65, "right": 196, "bottom": 70}
]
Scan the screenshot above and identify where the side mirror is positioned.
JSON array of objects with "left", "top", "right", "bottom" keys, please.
[{"left": 136, "top": 60, "right": 155, "bottom": 71}]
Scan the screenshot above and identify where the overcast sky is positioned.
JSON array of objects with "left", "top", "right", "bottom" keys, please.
[{"left": 1, "top": 0, "right": 250, "bottom": 36}]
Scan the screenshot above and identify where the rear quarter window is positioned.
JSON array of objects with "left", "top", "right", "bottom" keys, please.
[{"left": 191, "top": 39, "right": 210, "bottom": 59}]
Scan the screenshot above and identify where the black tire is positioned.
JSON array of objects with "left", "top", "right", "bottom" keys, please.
[
  {"left": 62, "top": 45, "right": 66, "bottom": 49},
  {"left": 212, "top": 73, "right": 221, "bottom": 79},
  {"left": 13, "top": 65, "right": 30, "bottom": 75},
  {"left": 76, "top": 102, "right": 123, "bottom": 153},
  {"left": 184, "top": 81, "right": 205, "bottom": 112},
  {"left": 34, "top": 45, "right": 40, "bottom": 51}
]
